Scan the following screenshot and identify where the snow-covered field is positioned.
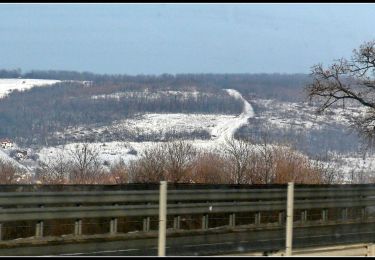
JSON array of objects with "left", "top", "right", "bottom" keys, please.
[
  {"left": 54, "top": 113, "right": 236, "bottom": 141},
  {"left": 0, "top": 78, "right": 61, "bottom": 98}
]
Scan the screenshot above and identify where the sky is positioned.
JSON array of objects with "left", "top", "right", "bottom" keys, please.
[{"left": 1, "top": 3, "right": 375, "bottom": 75}]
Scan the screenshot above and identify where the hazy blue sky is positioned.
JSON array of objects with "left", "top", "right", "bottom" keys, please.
[{"left": 1, "top": 3, "right": 375, "bottom": 75}]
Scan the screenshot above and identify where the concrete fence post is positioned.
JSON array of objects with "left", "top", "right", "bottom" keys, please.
[
  {"left": 158, "top": 181, "right": 167, "bottom": 257},
  {"left": 285, "top": 182, "right": 294, "bottom": 256}
]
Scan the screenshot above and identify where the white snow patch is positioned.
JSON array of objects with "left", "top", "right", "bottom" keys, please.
[
  {"left": 0, "top": 78, "right": 61, "bottom": 99},
  {"left": 251, "top": 98, "right": 366, "bottom": 130},
  {"left": 91, "top": 90, "right": 203, "bottom": 101}
]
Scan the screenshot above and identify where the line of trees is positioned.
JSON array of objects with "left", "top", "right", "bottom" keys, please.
[
  {"left": 0, "top": 139, "right": 341, "bottom": 185},
  {"left": 0, "top": 69, "right": 311, "bottom": 100}
]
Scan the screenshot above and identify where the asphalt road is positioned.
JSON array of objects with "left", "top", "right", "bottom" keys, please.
[{"left": 1, "top": 222, "right": 375, "bottom": 256}]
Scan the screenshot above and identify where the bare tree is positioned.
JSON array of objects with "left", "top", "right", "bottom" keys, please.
[
  {"left": 68, "top": 143, "right": 105, "bottom": 184},
  {"left": 163, "top": 140, "right": 197, "bottom": 183},
  {"left": 191, "top": 152, "right": 229, "bottom": 184},
  {"left": 271, "top": 146, "right": 323, "bottom": 184},
  {"left": 306, "top": 40, "right": 375, "bottom": 142},
  {"left": 310, "top": 152, "right": 344, "bottom": 184},
  {"left": 35, "top": 147, "right": 71, "bottom": 184},
  {"left": 109, "top": 159, "right": 129, "bottom": 184},
  {"left": 0, "top": 159, "right": 25, "bottom": 184},
  {"left": 129, "top": 141, "right": 198, "bottom": 183},
  {"left": 129, "top": 144, "right": 167, "bottom": 183},
  {"left": 220, "top": 137, "right": 254, "bottom": 184},
  {"left": 254, "top": 132, "right": 275, "bottom": 184}
]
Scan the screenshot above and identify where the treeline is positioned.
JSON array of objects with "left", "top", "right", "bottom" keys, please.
[
  {"left": 0, "top": 69, "right": 311, "bottom": 100},
  {"left": 0, "top": 139, "right": 343, "bottom": 185}
]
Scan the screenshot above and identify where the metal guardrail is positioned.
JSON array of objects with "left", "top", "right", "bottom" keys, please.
[
  {"left": 0, "top": 186, "right": 374, "bottom": 205},
  {"left": 0, "top": 183, "right": 374, "bottom": 247},
  {"left": 1, "top": 198, "right": 375, "bottom": 222}
]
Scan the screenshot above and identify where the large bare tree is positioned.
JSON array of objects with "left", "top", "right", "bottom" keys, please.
[
  {"left": 68, "top": 143, "right": 105, "bottom": 184},
  {"left": 306, "top": 40, "right": 375, "bottom": 141},
  {"left": 220, "top": 137, "right": 255, "bottom": 184}
]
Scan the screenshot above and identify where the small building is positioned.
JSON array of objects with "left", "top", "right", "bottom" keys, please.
[{"left": 0, "top": 139, "right": 13, "bottom": 149}]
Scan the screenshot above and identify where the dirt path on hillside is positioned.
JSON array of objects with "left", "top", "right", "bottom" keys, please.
[{"left": 210, "top": 89, "right": 254, "bottom": 143}]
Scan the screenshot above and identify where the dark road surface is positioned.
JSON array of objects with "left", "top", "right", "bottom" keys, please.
[{"left": 0, "top": 222, "right": 374, "bottom": 256}]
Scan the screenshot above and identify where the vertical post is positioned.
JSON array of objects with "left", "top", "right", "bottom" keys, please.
[
  {"left": 173, "top": 202, "right": 181, "bottom": 230},
  {"left": 229, "top": 213, "right": 236, "bottom": 227},
  {"left": 74, "top": 204, "right": 82, "bottom": 236},
  {"left": 285, "top": 182, "right": 294, "bottom": 256},
  {"left": 301, "top": 210, "right": 307, "bottom": 223},
  {"left": 35, "top": 205, "right": 44, "bottom": 238},
  {"left": 110, "top": 218, "right": 118, "bottom": 234},
  {"left": 173, "top": 215, "right": 181, "bottom": 230},
  {"left": 110, "top": 203, "right": 118, "bottom": 235},
  {"left": 201, "top": 214, "right": 208, "bottom": 230},
  {"left": 321, "top": 209, "right": 328, "bottom": 222},
  {"left": 255, "top": 212, "right": 261, "bottom": 225},
  {"left": 143, "top": 203, "right": 151, "bottom": 232},
  {"left": 35, "top": 221, "right": 43, "bottom": 238},
  {"left": 158, "top": 181, "right": 167, "bottom": 257},
  {"left": 361, "top": 207, "right": 367, "bottom": 221},
  {"left": 341, "top": 208, "right": 348, "bottom": 221},
  {"left": 143, "top": 217, "right": 151, "bottom": 232}
]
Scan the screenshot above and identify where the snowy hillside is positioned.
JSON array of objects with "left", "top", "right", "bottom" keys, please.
[
  {"left": 37, "top": 89, "right": 255, "bottom": 166},
  {"left": 0, "top": 78, "right": 61, "bottom": 98},
  {"left": 0, "top": 148, "right": 33, "bottom": 182},
  {"left": 3, "top": 83, "right": 375, "bottom": 183}
]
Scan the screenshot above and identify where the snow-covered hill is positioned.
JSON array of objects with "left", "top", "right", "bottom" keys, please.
[
  {"left": 37, "top": 89, "right": 255, "bottom": 165},
  {"left": 4, "top": 84, "right": 375, "bottom": 183},
  {"left": 0, "top": 78, "right": 61, "bottom": 99}
]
